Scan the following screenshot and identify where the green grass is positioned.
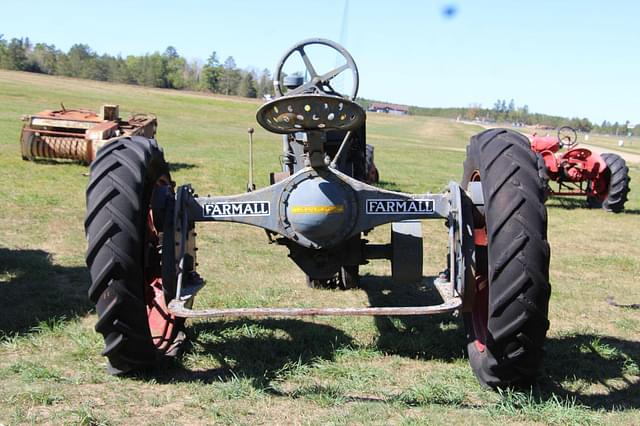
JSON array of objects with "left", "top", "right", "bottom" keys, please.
[
  {"left": 580, "top": 133, "right": 640, "bottom": 155},
  {"left": 1, "top": 69, "right": 639, "bottom": 424}
]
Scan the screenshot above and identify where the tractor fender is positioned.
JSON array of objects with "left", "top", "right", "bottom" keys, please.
[
  {"left": 448, "top": 182, "right": 475, "bottom": 309},
  {"left": 560, "top": 148, "right": 608, "bottom": 176}
]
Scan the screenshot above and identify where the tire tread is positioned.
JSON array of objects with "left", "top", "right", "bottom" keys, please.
[
  {"left": 85, "top": 136, "right": 181, "bottom": 374},
  {"left": 462, "top": 129, "right": 551, "bottom": 388}
]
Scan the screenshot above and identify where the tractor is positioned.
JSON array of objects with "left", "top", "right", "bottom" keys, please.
[
  {"left": 84, "top": 39, "right": 551, "bottom": 388},
  {"left": 530, "top": 126, "right": 631, "bottom": 212}
]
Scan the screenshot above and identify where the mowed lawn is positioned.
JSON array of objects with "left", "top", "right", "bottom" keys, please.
[{"left": 0, "top": 70, "right": 639, "bottom": 425}]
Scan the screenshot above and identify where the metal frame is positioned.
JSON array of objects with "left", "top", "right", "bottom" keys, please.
[
  {"left": 165, "top": 164, "right": 472, "bottom": 319},
  {"left": 186, "top": 168, "right": 448, "bottom": 241},
  {"left": 160, "top": 42, "right": 480, "bottom": 320}
]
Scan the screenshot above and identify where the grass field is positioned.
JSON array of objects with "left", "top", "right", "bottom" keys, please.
[{"left": 1, "top": 70, "right": 639, "bottom": 425}]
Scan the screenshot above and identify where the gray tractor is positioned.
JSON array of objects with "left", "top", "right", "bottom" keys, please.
[{"left": 85, "top": 39, "right": 551, "bottom": 388}]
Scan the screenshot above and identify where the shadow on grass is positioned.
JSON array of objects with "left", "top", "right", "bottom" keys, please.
[
  {"left": 138, "top": 275, "right": 638, "bottom": 411},
  {"left": 156, "top": 318, "right": 354, "bottom": 390},
  {"left": 617, "top": 208, "right": 640, "bottom": 215},
  {"left": 360, "top": 274, "right": 467, "bottom": 361},
  {"left": 31, "top": 158, "right": 85, "bottom": 166},
  {"left": 168, "top": 162, "right": 197, "bottom": 172},
  {"left": 546, "top": 197, "right": 640, "bottom": 215},
  {"left": 546, "top": 197, "right": 593, "bottom": 211},
  {"left": 538, "top": 334, "right": 640, "bottom": 409},
  {"left": 0, "top": 247, "right": 91, "bottom": 336},
  {"left": 151, "top": 275, "right": 465, "bottom": 390},
  {"left": 359, "top": 274, "right": 640, "bottom": 409}
]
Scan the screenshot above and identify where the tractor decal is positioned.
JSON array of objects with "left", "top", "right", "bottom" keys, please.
[
  {"left": 290, "top": 205, "right": 345, "bottom": 214},
  {"left": 366, "top": 199, "right": 435, "bottom": 214},
  {"left": 203, "top": 201, "right": 270, "bottom": 217}
]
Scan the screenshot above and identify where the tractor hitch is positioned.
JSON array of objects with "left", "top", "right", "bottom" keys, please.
[{"left": 168, "top": 279, "right": 461, "bottom": 318}]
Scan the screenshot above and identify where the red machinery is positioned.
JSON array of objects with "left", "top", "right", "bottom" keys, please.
[{"left": 530, "top": 126, "right": 630, "bottom": 212}]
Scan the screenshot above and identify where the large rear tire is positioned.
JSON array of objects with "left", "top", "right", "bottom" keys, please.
[
  {"left": 461, "top": 129, "right": 551, "bottom": 388},
  {"left": 85, "top": 136, "right": 184, "bottom": 374},
  {"left": 601, "top": 153, "right": 630, "bottom": 213}
]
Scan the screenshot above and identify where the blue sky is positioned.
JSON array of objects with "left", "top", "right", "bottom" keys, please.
[{"left": 1, "top": 0, "right": 638, "bottom": 124}]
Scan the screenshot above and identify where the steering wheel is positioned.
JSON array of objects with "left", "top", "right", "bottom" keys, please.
[
  {"left": 558, "top": 126, "right": 578, "bottom": 149},
  {"left": 256, "top": 94, "right": 365, "bottom": 134},
  {"left": 273, "top": 38, "right": 359, "bottom": 100}
]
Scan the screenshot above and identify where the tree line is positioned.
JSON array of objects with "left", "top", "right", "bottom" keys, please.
[
  {"left": 0, "top": 36, "right": 274, "bottom": 99},
  {"left": 387, "top": 98, "right": 637, "bottom": 136}
]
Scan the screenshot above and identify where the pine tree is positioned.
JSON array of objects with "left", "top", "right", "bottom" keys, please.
[
  {"left": 201, "top": 51, "right": 222, "bottom": 92},
  {"left": 4, "top": 38, "right": 29, "bottom": 70},
  {"left": 238, "top": 73, "right": 257, "bottom": 98},
  {"left": 220, "top": 56, "right": 241, "bottom": 95}
]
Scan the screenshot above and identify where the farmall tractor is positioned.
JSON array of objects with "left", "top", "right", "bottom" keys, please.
[
  {"left": 530, "top": 126, "right": 631, "bottom": 212},
  {"left": 85, "top": 39, "right": 551, "bottom": 388}
]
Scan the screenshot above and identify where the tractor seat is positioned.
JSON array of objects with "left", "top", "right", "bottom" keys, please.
[{"left": 256, "top": 94, "right": 365, "bottom": 135}]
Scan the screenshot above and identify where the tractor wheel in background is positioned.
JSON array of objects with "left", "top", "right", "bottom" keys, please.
[
  {"left": 601, "top": 153, "right": 631, "bottom": 213},
  {"left": 365, "top": 144, "right": 380, "bottom": 184},
  {"left": 306, "top": 275, "right": 336, "bottom": 289},
  {"left": 586, "top": 189, "right": 602, "bottom": 209},
  {"left": 85, "top": 136, "right": 185, "bottom": 374},
  {"left": 307, "top": 265, "right": 359, "bottom": 290},
  {"left": 534, "top": 153, "right": 551, "bottom": 202},
  {"left": 339, "top": 265, "right": 359, "bottom": 289},
  {"left": 461, "top": 128, "right": 551, "bottom": 388}
]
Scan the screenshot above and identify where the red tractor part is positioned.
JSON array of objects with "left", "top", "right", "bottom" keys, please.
[{"left": 529, "top": 126, "right": 630, "bottom": 211}]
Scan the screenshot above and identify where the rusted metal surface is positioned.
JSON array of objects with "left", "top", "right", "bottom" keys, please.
[
  {"left": 168, "top": 279, "right": 461, "bottom": 319},
  {"left": 20, "top": 104, "right": 157, "bottom": 164},
  {"left": 30, "top": 135, "right": 90, "bottom": 162}
]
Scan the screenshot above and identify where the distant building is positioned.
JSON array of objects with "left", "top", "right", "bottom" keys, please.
[{"left": 368, "top": 102, "right": 409, "bottom": 115}]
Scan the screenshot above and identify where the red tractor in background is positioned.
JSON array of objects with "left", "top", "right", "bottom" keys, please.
[{"left": 530, "top": 126, "right": 631, "bottom": 212}]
